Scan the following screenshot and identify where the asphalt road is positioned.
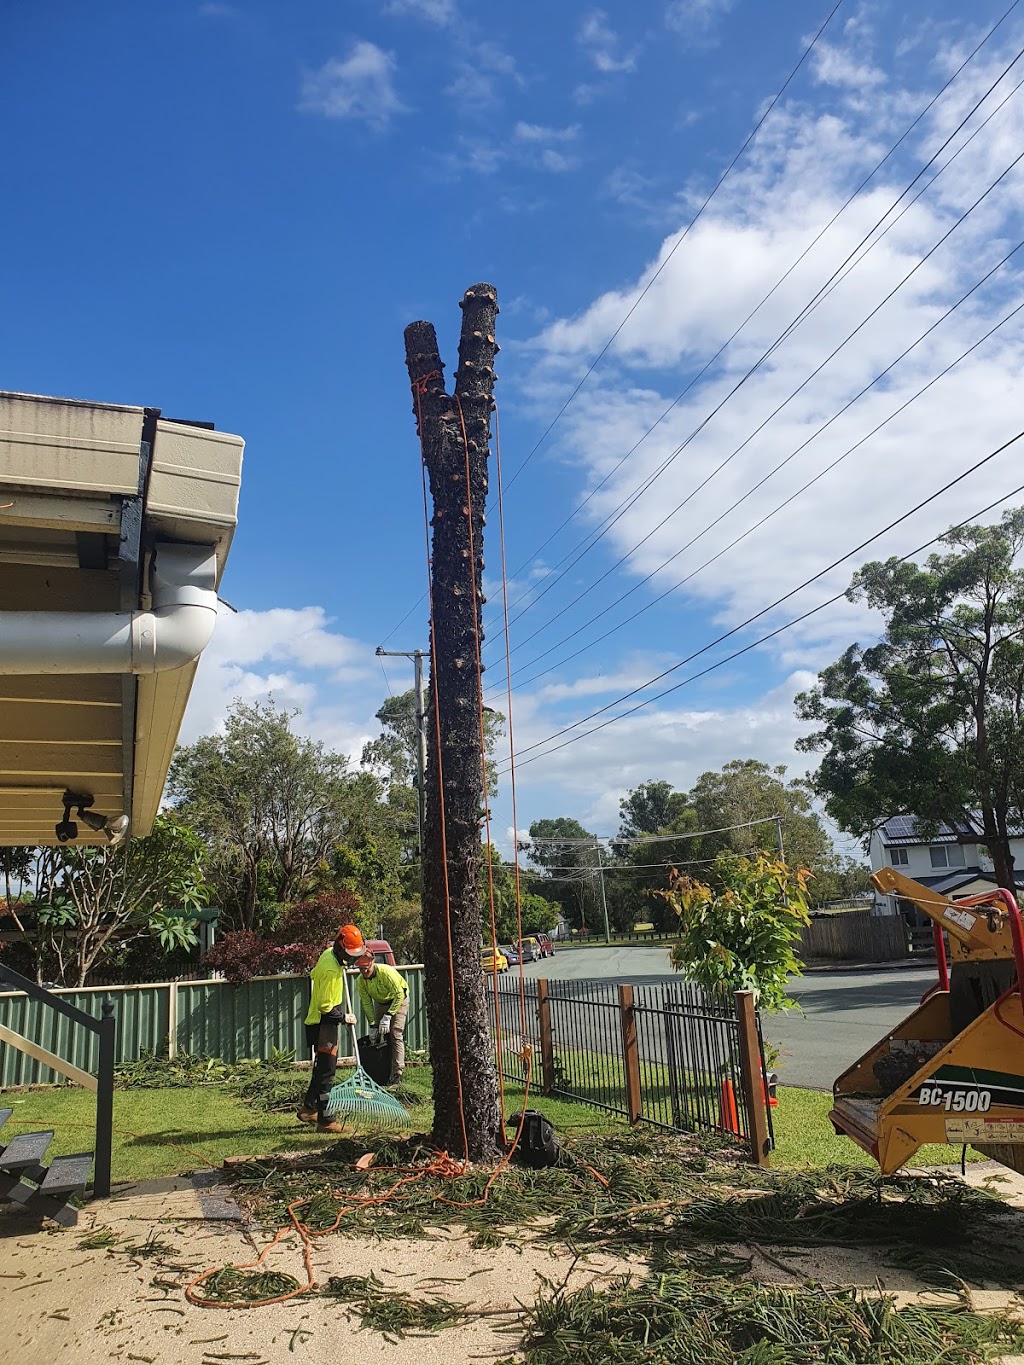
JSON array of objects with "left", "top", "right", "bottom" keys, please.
[{"left": 511, "top": 945, "right": 937, "bottom": 1091}]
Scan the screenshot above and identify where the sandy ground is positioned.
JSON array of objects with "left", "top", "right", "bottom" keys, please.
[
  {"left": 0, "top": 1171, "right": 640, "bottom": 1365},
  {"left": 3, "top": 1162, "right": 1024, "bottom": 1364}
]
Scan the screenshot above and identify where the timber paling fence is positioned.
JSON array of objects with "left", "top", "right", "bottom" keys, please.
[
  {"left": 491, "top": 976, "right": 774, "bottom": 1165},
  {"left": 0, "top": 967, "right": 428, "bottom": 1088}
]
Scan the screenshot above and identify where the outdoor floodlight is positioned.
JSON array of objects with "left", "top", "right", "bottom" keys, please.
[{"left": 56, "top": 792, "right": 129, "bottom": 846}]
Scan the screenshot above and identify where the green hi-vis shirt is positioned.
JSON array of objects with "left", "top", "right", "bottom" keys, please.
[
  {"left": 304, "top": 946, "right": 346, "bottom": 1026},
  {"left": 356, "top": 963, "right": 409, "bottom": 1018}
]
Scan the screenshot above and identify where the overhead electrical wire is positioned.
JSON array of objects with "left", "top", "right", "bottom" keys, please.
[
  {"left": 496, "top": 0, "right": 847, "bottom": 498},
  {"left": 379, "top": 0, "right": 846, "bottom": 648},
  {"left": 524, "top": 816, "right": 782, "bottom": 845},
  {"left": 487, "top": 0, "right": 1024, "bottom": 623},
  {"left": 495, "top": 431, "right": 1024, "bottom": 774},
  {"left": 485, "top": 239, "right": 1024, "bottom": 696},
  {"left": 485, "top": 37, "right": 1024, "bottom": 644}
]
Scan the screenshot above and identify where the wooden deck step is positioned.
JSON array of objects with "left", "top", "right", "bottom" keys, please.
[
  {"left": 0, "top": 1131, "right": 53, "bottom": 1172},
  {"left": 39, "top": 1154, "right": 93, "bottom": 1199}
]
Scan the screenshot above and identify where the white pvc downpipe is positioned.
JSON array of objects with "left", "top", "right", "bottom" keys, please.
[{"left": 0, "top": 542, "right": 219, "bottom": 674}]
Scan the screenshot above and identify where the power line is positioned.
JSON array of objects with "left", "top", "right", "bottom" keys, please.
[
  {"left": 380, "top": 1, "right": 846, "bottom": 648},
  {"left": 497, "top": 433, "right": 1024, "bottom": 773},
  {"left": 524, "top": 815, "right": 782, "bottom": 845},
  {"left": 497, "top": 0, "right": 847, "bottom": 498},
  {"left": 486, "top": 37, "right": 1024, "bottom": 643},
  {"left": 488, "top": 0, "right": 1023, "bottom": 620},
  {"left": 487, "top": 245, "right": 1024, "bottom": 696}
]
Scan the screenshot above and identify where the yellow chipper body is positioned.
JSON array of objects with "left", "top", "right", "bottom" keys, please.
[{"left": 830, "top": 868, "right": 1024, "bottom": 1175}]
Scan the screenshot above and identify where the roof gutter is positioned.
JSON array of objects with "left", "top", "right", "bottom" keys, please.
[{"left": 0, "top": 542, "right": 219, "bottom": 674}]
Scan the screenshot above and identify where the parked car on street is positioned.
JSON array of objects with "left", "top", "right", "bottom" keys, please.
[
  {"left": 481, "top": 945, "right": 509, "bottom": 974},
  {"left": 536, "top": 933, "right": 554, "bottom": 957},
  {"left": 518, "top": 940, "right": 539, "bottom": 963},
  {"left": 501, "top": 943, "right": 520, "bottom": 966}
]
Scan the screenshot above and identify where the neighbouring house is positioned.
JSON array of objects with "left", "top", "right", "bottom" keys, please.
[
  {"left": 869, "top": 815, "right": 1024, "bottom": 926},
  {"left": 0, "top": 391, "right": 243, "bottom": 848}
]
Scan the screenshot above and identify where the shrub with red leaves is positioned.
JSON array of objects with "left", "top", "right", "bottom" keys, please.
[{"left": 203, "top": 890, "right": 363, "bottom": 984}]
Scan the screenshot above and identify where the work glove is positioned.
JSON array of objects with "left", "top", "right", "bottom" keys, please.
[
  {"left": 343, "top": 1013, "right": 357, "bottom": 1026},
  {"left": 378, "top": 1015, "right": 392, "bottom": 1040}
]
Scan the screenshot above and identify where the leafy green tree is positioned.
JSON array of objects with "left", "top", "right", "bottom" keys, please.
[
  {"left": 523, "top": 817, "right": 602, "bottom": 931},
  {"left": 35, "top": 813, "right": 207, "bottom": 986},
  {"left": 611, "top": 764, "right": 840, "bottom": 921},
  {"left": 480, "top": 846, "right": 559, "bottom": 943},
  {"left": 795, "top": 509, "right": 1024, "bottom": 891},
  {"left": 618, "top": 780, "right": 688, "bottom": 840},
  {"left": 169, "top": 699, "right": 351, "bottom": 928},
  {"left": 362, "top": 688, "right": 505, "bottom": 798},
  {"left": 1, "top": 847, "right": 34, "bottom": 932},
  {"left": 657, "top": 854, "right": 811, "bottom": 1012}
]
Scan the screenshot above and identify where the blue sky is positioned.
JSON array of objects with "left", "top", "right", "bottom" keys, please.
[{"left": 5, "top": 1, "right": 1024, "bottom": 852}]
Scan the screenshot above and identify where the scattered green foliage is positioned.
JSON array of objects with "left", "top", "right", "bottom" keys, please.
[
  {"left": 197, "top": 1266, "right": 301, "bottom": 1303},
  {"left": 322, "top": 1273, "right": 468, "bottom": 1336},
  {"left": 516, "top": 1266, "right": 1024, "bottom": 1364}
]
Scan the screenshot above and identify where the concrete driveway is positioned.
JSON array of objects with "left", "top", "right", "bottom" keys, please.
[{"left": 514, "top": 946, "right": 938, "bottom": 1091}]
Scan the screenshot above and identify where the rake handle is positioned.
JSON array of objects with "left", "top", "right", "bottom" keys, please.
[{"left": 342, "top": 969, "right": 363, "bottom": 1066}]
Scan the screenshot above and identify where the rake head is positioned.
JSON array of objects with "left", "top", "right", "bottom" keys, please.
[{"left": 325, "top": 1065, "right": 409, "bottom": 1128}]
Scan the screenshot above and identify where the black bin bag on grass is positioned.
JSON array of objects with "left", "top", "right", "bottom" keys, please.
[{"left": 357, "top": 1034, "right": 391, "bottom": 1087}]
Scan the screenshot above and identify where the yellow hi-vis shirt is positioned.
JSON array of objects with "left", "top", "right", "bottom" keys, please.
[
  {"left": 356, "top": 963, "right": 408, "bottom": 1019},
  {"left": 304, "top": 946, "right": 346, "bottom": 1026}
]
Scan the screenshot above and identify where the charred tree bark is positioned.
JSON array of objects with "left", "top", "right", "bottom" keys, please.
[{"left": 404, "top": 284, "right": 502, "bottom": 1162}]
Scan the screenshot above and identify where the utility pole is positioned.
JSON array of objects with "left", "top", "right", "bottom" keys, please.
[
  {"left": 774, "top": 816, "right": 785, "bottom": 862},
  {"left": 404, "top": 284, "right": 503, "bottom": 1162},
  {"left": 594, "top": 841, "right": 611, "bottom": 945},
  {"left": 375, "top": 646, "right": 428, "bottom": 877}
]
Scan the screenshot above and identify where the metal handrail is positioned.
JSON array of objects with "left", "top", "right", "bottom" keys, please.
[{"left": 0, "top": 961, "right": 114, "bottom": 1198}]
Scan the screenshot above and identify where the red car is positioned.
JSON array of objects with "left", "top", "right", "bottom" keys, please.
[{"left": 536, "top": 933, "right": 554, "bottom": 957}]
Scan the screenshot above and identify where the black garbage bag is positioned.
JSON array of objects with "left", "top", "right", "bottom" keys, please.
[{"left": 357, "top": 1034, "right": 391, "bottom": 1086}]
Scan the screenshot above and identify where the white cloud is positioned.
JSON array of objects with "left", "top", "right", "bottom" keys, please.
[
  {"left": 476, "top": 30, "right": 1024, "bottom": 850},
  {"left": 299, "top": 41, "right": 407, "bottom": 130},
  {"left": 664, "top": 0, "right": 734, "bottom": 39},
  {"left": 384, "top": 0, "right": 456, "bottom": 24},
  {"left": 514, "top": 122, "right": 580, "bottom": 144},
  {"left": 577, "top": 10, "right": 638, "bottom": 74},
  {"left": 813, "top": 42, "right": 886, "bottom": 92},
  {"left": 445, "top": 41, "right": 521, "bottom": 112}
]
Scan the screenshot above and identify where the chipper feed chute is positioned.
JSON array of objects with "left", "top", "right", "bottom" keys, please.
[{"left": 830, "top": 868, "right": 1024, "bottom": 1175}]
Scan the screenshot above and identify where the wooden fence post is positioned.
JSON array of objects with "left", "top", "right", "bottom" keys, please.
[
  {"left": 537, "top": 979, "right": 555, "bottom": 1095},
  {"left": 618, "top": 983, "right": 642, "bottom": 1124},
  {"left": 734, "top": 990, "right": 770, "bottom": 1167}
]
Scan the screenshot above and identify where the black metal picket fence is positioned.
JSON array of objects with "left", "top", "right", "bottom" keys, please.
[{"left": 490, "top": 975, "right": 774, "bottom": 1164}]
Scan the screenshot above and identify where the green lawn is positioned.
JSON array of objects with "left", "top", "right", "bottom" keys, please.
[
  {"left": 0, "top": 1066, "right": 626, "bottom": 1186},
  {"left": 0, "top": 1070, "right": 984, "bottom": 1187}
]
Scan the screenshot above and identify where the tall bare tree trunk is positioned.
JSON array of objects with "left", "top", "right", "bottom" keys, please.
[{"left": 404, "top": 284, "right": 503, "bottom": 1162}]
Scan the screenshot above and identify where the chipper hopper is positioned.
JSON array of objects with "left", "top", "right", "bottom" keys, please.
[{"left": 830, "top": 868, "right": 1024, "bottom": 1175}]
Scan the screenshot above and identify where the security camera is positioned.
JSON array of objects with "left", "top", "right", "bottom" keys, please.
[{"left": 55, "top": 818, "right": 78, "bottom": 843}]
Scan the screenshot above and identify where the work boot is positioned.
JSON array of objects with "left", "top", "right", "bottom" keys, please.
[
  {"left": 317, "top": 1119, "right": 347, "bottom": 1135},
  {"left": 296, "top": 1107, "right": 318, "bottom": 1124}
]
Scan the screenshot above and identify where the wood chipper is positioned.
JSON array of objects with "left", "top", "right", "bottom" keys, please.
[{"left": 830, "top": 867, "right": 1024, "bottom": 1175}]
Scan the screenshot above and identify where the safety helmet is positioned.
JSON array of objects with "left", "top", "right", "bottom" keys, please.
[{"left": 335, "top": 924, "right": 366, "bottom": 961}]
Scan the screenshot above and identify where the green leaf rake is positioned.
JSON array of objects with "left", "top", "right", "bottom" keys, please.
[{"left": 325, "top": 971, "right": 409, "bottom": 1128}]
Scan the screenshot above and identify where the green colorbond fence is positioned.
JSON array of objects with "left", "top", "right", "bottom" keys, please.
[{"left": 0, "top": 966, "right": 427, "bottom": 1087}]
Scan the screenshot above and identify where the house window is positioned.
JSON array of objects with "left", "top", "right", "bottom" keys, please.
[
  {"left": 890, "top": 847, "right": 909, "bottom": 866},
  {"left": 930, "top": 844, "right": 966, "bottom": 868}
]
